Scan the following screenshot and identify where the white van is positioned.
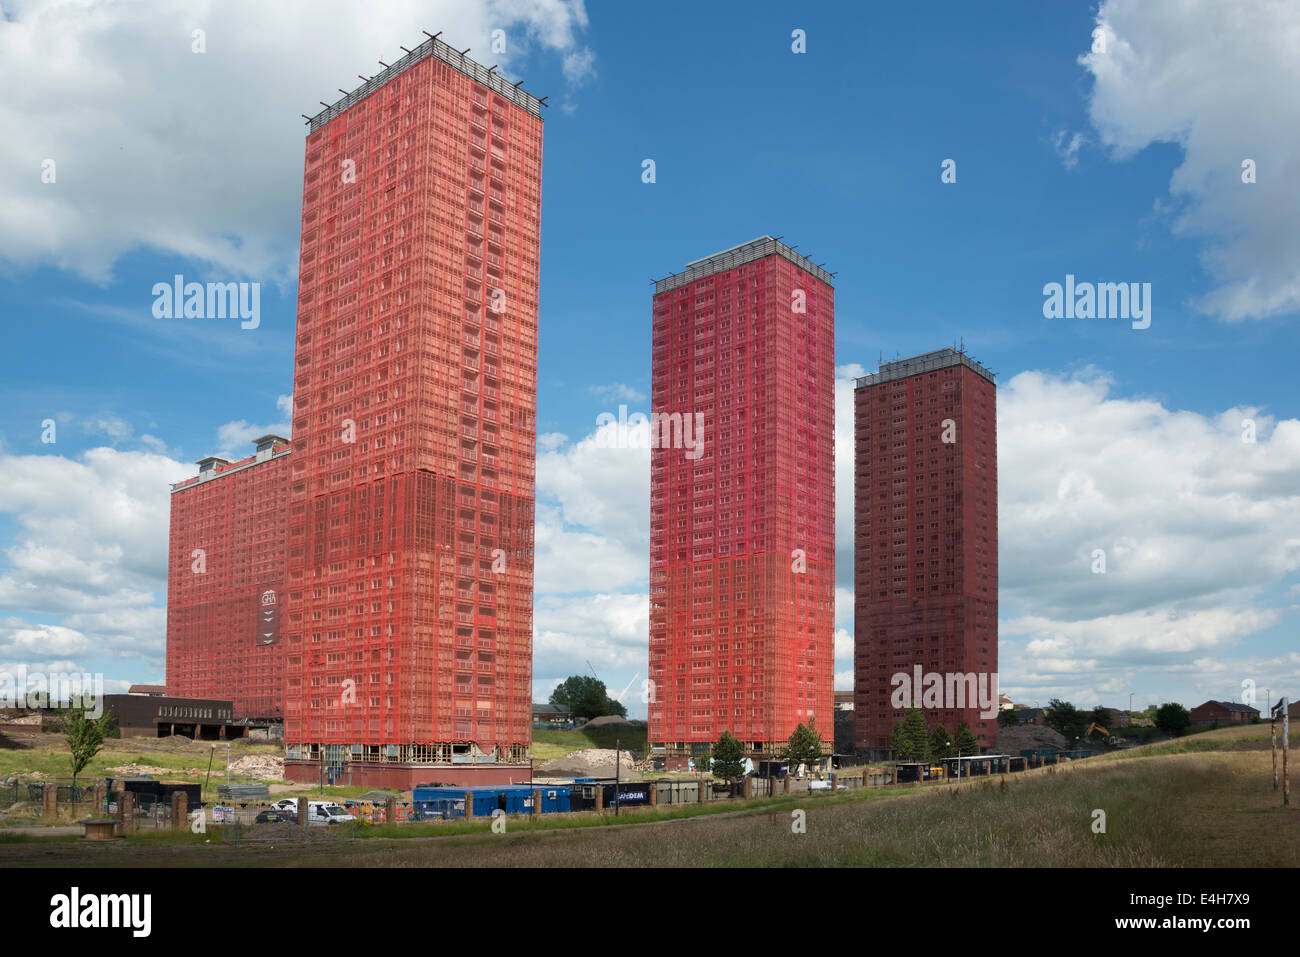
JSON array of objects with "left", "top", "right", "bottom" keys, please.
[
  {"left": 269, "top": 798, "right": 352, "bottom": 825},
  {"left": 307, "top": 802, "right": 352, "bottom": 826}
]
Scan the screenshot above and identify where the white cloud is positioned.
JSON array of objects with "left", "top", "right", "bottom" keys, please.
[
  {"left": 0, "top": 0, "right": 595, "bottom": 282},
  {"left": 1080, "top": 0, "right": 1300, "bottom": 320},
  {"left": 998, "top": 368, "right": 1300, "bottom": 696},
  {"left": 562, "top": 47, "right": 597, "bottom": 87},
  {"left": 1051, "top": 129, "right": 1086, "bottom": 169},
  {"left": 0, "top": 446, "right": 189, "bottom": 668},
  {"left": 588, "top": 383, "right": 646, "bottom": 403}
]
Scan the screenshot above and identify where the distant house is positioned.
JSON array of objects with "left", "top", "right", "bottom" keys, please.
[
  {"left": 1190, "top": 700, "right": 1259, "bottom": 725},
  {"left": 998, "top": 694, "right": 1014, "bottom": 711},
  {"left": 1015, "top": 708, "right": 1046, "bottom": 725},
  {"left": 532, "top": 703, "right": 574, "bottom": 728},
  {"left": 1101, "top": 708, "right": 1132, "bottom": 728},
  {"left": 834, "top": 691, "right": 855, "bottom": 712}
]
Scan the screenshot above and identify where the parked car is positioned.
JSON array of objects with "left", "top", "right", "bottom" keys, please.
[{"left": 255, "top": 809, "right": 288, "bottom": 823}]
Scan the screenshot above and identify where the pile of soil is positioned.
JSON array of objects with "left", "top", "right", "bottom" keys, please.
[
  {"left": 997, "top": 723, "right": 1068, "bottom": 754},
  {"left": 538, "top": 748, "right": 644, "bottom": 779}
]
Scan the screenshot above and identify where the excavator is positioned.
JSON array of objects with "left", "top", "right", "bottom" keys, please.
[{"left": 1083, "top": 722, "right": 1127, "bottom": 746}]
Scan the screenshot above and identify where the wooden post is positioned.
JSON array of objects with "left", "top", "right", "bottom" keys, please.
[
  {"left": 532, "top": 789, "right": 542, "bottom": 817},
  {"left": 93, "top": 780, "right": 106, "bottom": 814},
  {"left": 464, "top": 791, "right": 475, "bottom": 820},
  {"left": 42, "top": 783, "right": 57, "bottom": 819},
  {"left": 119, "top": 791, "right": 135, "bottom": 834},
  {"left": 170, "top": 791, "right": 187, "bottom": 830},
  {"left": 296, "top": 796, "right": 309, "bottom": 828},
  {"left": 594, "top": 784, "right": 604, "bottom": 811},
  {"left": 697, "top": 777, "right": 707, "bottom": 803},
  {"left": 742, "top": 775, "right": 754, "bottom": 799},
  {"left": 1272, "top": 709, "right": 1280, "bottom": 791},
  {"left": 386, "top": 796, "right": 397, "bottom": 825},
  {"left": 648, "top": 781, "right": 658, "bottom": 807},
  {"left": 1284, "top": 698, "right": 1291, "bottom": 808}
]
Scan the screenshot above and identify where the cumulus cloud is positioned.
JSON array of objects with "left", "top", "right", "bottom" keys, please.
[
  {"left": 1079, "top": 0, "right": 1300, "bottom": 320},
  {"left": 0, "top": 446, "right": 190, "bottom": 668},
  {"left": 0, "top": 0, "right": 595, "bottom": 282},
  {"left": 998, "top": 367, "right": 1300, "bottom": 700}
]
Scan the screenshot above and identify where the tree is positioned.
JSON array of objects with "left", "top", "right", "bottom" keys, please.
[
  {"left": 929, "top": 725, "right": 955, "bottom": 760},
  {"left": 1045, "top": 698, "right": 1088, "bottom": 743},
  {"left": 1155, "top": 702, "right": 1191, "bottom": 737},
  {"left": 59, "top": 707, "right": 116, "bottom": 795},
  {"left": 891, "top": 708, "right": 931, "bottom": 762},
  {"left": 693, "top": 746, "right": 711, "bottom": 774},
  {"left": 954, "top": 722, "right": 979, "bottom": 756},
  {"left": 711, "top": 732, "right": 745, "bottom": 794},
  {"left": 998, "top": 707, "right": 1019, "bottom": 727},
  {"left": 784, "top": 721, "right": 824, "bottom": 776},
  {"left": 548, "top": 675, "right": 627, "bottom": 721}
]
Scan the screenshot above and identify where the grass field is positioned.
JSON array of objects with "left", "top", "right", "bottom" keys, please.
[
  {"left": 0, "top": 723, "right": 1292, "bottom": 867},
  {"left": 0, "top": 730, "right": 282, "bottom": 783},
  {"left": 530, "top": 722, "right": 648, "bottom": 764}
]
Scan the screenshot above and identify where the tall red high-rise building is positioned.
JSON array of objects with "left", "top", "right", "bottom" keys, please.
[
  {"left": 648, "top": 237, "right": 835, "bottom": 766},
  {"left": 853, "top": 349, "right": 998, "bottom": 756},
  {"left": 281, "top": 37, "right": 543, "bottom": 786},
  {"left": 166, "top": 435, "right": 291, "bottom": 720}
]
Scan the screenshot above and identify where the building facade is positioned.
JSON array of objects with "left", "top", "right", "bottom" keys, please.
[
  {"left": 648, "top": 236, "right": 836, "bottom": 765},
  {"left": 166, "top": 435, "right": 291, "bottom": 720},
  {"left": 281, "top": 37, "right": 543, "bottom": 787},
  {"left": 853, "top": 349, "right": 998, "bottom": 756},
  {"left": 1189, "top": 700, "right": 1259, "bottom": 725}
]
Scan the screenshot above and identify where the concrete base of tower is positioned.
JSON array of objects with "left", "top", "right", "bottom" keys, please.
[{"left": 284, "top": 759, "right": 535, "bottom": 789}]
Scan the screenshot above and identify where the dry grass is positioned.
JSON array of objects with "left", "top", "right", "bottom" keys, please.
[{"left": 2, "top": 724, "right": 1293, "bottom": 867}]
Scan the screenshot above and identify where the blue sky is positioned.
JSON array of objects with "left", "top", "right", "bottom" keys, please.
[{"left": 1, "top": 0, "right": 1297, "bottom": 719}]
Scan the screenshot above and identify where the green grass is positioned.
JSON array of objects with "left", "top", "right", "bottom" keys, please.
[
  {"left": 0, "top": 732, "right": 282, "bottom": 783},
  {"left": 530, "top": 723, "right": 648, "bottom": 764}
]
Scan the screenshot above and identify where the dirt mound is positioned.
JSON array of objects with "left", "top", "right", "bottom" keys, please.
[
  {"left": 538, "top": 748, "right": 645, "bottom": 779},
  {"left": 998, "top": 723, "right": 1068, "bottom": 753},
  {"left": 583, "top": 715, "right": 634, "bottom": 727}
]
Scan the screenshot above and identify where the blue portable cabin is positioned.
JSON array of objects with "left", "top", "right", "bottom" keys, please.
[{"left": 411, "top": 784, "right": 571, "bottom": 819}]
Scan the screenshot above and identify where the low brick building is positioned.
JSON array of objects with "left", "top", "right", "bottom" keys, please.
[{"left": 1189, "top": 700, "right": 1259, "bottom": 725}]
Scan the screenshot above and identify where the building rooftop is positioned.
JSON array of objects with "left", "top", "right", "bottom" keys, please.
[
  {"left": 1201, "top": 700, "right": 1260, "bottom": 714},
  {"left": 171, "top": 438, "right": 291, "bottom": 492},
  {"left": 306, "top": 30, "right": 545, "bottom": 133},
  {"left": 654, "top": 235, "right": 835, "bottom": 295},
  {"left": 854, "top": 347, "right": 996, "bottom": 389}
]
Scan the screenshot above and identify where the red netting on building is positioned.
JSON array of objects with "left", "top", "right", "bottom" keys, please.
[
  {"left": 648, "top": 239, "right": 835, "bottom": 755},
  {"left": 282, "top": 45, "right": 542, "bottom": 759},
  {"left": 853, "top": 351, "right": 998, "bottom": 752},
  {"left": 166, "top": 439, "right": 291, "bottom": 720}
]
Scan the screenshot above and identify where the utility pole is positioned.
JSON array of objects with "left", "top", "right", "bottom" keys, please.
[{"left": 615, "top": 737, "right": 621, "bottom": 817}]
